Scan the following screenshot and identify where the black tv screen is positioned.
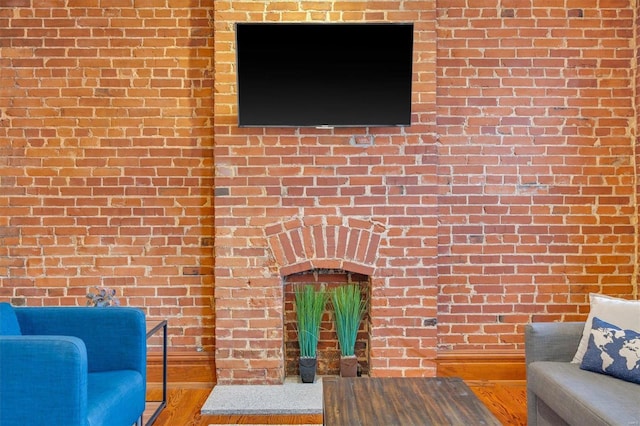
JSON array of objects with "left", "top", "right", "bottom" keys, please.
[{"left": 235, "top": 23, "right": 414, "bottom": 128}]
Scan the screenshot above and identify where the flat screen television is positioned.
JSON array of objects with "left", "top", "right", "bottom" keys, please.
[{"left": 235, "top": 22, "right": 414, "bottom": 128}]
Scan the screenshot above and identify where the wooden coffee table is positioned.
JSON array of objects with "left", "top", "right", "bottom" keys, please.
[{"left": 322, "top": 376, "right": 501, "bottom": 425}]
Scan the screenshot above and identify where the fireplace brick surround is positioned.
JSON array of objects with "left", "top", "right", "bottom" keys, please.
[{"left": 215, "top": 206, "right": 439, "bottom": 385}]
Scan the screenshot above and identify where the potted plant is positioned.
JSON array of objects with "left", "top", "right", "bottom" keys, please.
[
  {"left": 294, "top": 284, "right": 329, "bottom": 383},
  {"left": 331, "top": 283, "right": 367, "bottom": 377}
]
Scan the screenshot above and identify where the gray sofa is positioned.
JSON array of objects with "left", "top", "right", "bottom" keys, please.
[{"left": 525, "top": 322, "right": 640, "bottom": 425}]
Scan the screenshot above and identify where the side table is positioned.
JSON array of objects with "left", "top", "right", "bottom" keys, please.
[{"left": 145, "top": 320, "right": 167, "bottom": 426}]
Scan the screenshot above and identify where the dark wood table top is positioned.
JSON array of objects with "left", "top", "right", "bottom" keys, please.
[{"left": 322, "top": 376, "right": 501, "bottom": 426}]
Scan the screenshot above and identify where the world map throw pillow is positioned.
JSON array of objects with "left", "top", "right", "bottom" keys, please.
[
  {"left": 580, "top": 316, "right": 640, "bottom": 385},
  {"left": 572, "top": 293, "right": 640, "bottom": 364}
]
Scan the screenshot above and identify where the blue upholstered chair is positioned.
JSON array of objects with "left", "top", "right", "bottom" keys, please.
[{"left": 0, "top": 302, "right": 147, "bottom": 426}]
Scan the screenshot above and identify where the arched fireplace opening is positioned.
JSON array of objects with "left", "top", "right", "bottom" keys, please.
[{"left": 283, "top": 268, "right": 371, "bottom": 377}]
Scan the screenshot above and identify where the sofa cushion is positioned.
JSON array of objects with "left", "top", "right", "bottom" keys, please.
[
  {"left": 572, "top": 293, "right": 640, "bottom": 364},
  {"left": 0, "top": 303, "right": 21, "bottom": 336},
  {"left": 581, "top": 316, "right": 640, "bottom": 384},
  {"left": 528, "top": 361, "right": 640, "bottom": 426},
  {"left": 87, "top": 370, "right": 145, "bottom": 426}
]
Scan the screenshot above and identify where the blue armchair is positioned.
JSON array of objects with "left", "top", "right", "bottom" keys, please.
[{"left": 0, "top": 302, "right": 147, "bottom": 426}]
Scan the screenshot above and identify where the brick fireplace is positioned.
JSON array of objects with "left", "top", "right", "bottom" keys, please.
[{"left": 214, "top": 208, "right": 439, "bottom": 384}]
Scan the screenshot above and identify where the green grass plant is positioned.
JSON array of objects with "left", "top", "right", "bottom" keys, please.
[
  {"left": 331, "top": 283, "right": 367, "bottom": 357},
  {"left": 295, "top": 284, "right": 330, "bottom": 358}
]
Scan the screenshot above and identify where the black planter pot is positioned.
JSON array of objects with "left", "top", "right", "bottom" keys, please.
[{"left": 299, "top": 356, "right": 317, "bottom": 383}]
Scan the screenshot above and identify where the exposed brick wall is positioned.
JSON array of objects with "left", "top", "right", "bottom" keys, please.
[
  {"left": 0, "top": 1, "right": 215, "bottom": 351},
  {"left": 1, "top": 0, "right": 638, "bottom": 385},
  {"left": 436, "top": 2, "right": 637, "bottom": 349}
]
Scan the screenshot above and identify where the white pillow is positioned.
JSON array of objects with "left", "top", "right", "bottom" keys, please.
[{"left": 572, "top": 293, "right": 640, "bottom": 364}]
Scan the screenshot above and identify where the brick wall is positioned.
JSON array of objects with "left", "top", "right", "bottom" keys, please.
[
  {"left": 436, "top": 2, "right": 637, "bottom": 349},
  {"left": 1, "top": 0, "right": 637, "bottom": 385},
  {"left": 0, "top": 1, "right": 215, "bottom": 351}
]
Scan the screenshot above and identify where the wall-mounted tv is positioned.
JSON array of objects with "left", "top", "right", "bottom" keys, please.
[{"left": 235, "top": 22, "right": 414, "bottom": 128}]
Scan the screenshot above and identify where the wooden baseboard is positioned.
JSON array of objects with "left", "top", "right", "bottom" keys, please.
[
  {"left": 147, "top": 351, "right": 215, "bottom": 386},
  {"left": 148, "top": 349, "right": 524, "bottom": 386},
  {"left": 436, "top": 349, "right": 525, "bottom": 381}
]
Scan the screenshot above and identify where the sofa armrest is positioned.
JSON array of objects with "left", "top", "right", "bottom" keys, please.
[
  {"left": 15, "top": 307, "right": 146, "bottom": 376},
  {"left": 525, "top": 322, "right": 585, "bottom": 426},
  {"left": 525, "top": 322, "right": 584, "bottom": 365},
  {"left": 0, "top": 336, "right": 88, "bottom": 425}
]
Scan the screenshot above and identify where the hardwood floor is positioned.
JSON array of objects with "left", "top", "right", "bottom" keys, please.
[
  {"left": 468, "top": 381, "right": 527, "bottom": 426},
  {"left": 146, "top": 380, "right": 526, "bottom": 425}
]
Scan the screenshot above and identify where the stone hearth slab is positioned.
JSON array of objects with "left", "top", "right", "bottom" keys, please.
[{"left": 201, "top": 376, "right": 323, "bottom": 415}]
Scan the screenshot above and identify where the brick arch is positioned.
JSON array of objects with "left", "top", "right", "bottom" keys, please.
[{"left": 265, "top": 216, "right": 385, "bottom": 277}]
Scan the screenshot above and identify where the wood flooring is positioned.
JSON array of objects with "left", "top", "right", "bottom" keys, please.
[{"left": 145, "top": 380, "right": 527, "bottom": 425}]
